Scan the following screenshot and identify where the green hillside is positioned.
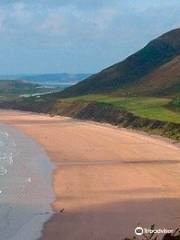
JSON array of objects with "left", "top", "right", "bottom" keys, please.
[
  {"left": 62, "top": 95, "right": 180, "bottom": 124},
  {"left": 0, "top": 80, "right": 56, "bottom": 101},
  {"left": 0, "top": 29, "right": 180, "bottom": 140},
  {"left": 0, "top": 80, "right": 39, "bottom": 94},
  {"left": 114, "top": 55, "right": 180, "bottom": 97},
  {"left": 59, "top": 28, "right": 180, "bottom": 97}
]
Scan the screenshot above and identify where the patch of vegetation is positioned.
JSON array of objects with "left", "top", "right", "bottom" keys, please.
[
  {"left": 169, "top": 97, "right": 180, "bottom": 112},
  {"left": 52, "top": 100, "right": 180, "bottom": 140},
  {"left": 0, "top": 93, "right": 59, "bottom": 113},
  {"left": 0, "top": 92, "right": 179, "bottom": 140},
  {"left": 0, "top": 80, "right": 56, "bottom": 97},
  {"left": 65, "top": 95, "right": 180, "bottom": 124}
]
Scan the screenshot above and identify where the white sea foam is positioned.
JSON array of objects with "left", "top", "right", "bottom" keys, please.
[
  {"left": 4, "top": 132, "right": 9, "bottom": 137},
  {"left": 0, "top": 166, "right": 8, "bottom": 176},
  {"left": 27, "top": 177, "right": 32, "bottom": 183}
]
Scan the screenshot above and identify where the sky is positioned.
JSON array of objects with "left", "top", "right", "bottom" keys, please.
[{"left": 0, "top": 0, "right": 180, "bottom": 74}]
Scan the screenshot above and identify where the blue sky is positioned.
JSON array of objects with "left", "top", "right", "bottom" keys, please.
[{"left": 0, "top": 0, "right": 180, "bottom": 74}]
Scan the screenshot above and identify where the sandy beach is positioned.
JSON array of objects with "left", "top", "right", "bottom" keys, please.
[{"left": 0, "top": 110, "right": 180, "bottom": 239}]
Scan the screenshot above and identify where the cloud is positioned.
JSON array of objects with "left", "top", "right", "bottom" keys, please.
[
  {"left": 0, "top": 0, "right": 179, "bottom": 74},
  {"left": 0, "top": 0, "right": 179, "bottom": 37},
  {"left": 38, "top": 4, "right": 119, "bottom": 39},
  {"left": 0, "top": 2, "right": 35, "bottom": 34}
]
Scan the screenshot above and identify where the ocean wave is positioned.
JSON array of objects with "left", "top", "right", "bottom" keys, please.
[
  {"left": 0, "top": 166, "right": 8, "bottom": 176},
  {"left": 0, "top": 130, "right": 15, "bottom": 176}
]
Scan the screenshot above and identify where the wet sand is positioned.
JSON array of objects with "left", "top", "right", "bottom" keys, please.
[{"left": 0, "top": 110, "right": 180, "bottom": 239}]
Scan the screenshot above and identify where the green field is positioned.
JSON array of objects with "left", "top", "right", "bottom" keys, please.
[{"left": 65, "top": 95, "right": 180, "bottom": 124}]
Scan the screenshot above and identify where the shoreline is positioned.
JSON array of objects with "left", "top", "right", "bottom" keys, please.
[
  {"left": 0, "top": 110, "right": 180, "bottom": 239},
  {"left": 0, "top": 122, "right": 54, "bottom": 240}
]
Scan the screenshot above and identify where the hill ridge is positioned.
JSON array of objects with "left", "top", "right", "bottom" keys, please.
[{"left": 59, "top": 28, "right": 180, "bottom": 97}]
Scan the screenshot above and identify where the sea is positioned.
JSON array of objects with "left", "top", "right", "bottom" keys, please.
[{"left": 0, "top": 123, "right": 54, "bottom": 240}]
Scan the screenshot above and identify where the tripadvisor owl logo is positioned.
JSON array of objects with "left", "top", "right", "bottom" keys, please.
[
  {"left": 135, "top": 226, "right": 174, "bottom": 236},
  {"left": 135, "top": 227, "right": 144, "bottom": 236}
]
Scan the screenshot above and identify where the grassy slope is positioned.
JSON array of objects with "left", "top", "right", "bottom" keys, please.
[
  {"left": 1, "top": 29, "right": 180, "bottom": 139},
  {"left": 168, "top": 97, "right": 180, "bottom": 112},
  {"left": 114, "top": 55, "right": 180, "bottom": 97},
  {"left": 0, "top": 80, "right": 49, "bottom": 95},
  {"left": 0, "top": 93, "right": 179, "bottom": 140},
  {"left": 51, "top": 96, "right": 180, "bottom": 140},
  {"left": 64, "top": 95, "right": 180, "bottom": 124},
  {"left": 59, "top": 28, "right": 180, "bottom": 98}
]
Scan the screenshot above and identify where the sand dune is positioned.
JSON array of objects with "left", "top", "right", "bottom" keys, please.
[{"left": 0, "top": 110, "right": 180, "bottom": 239}]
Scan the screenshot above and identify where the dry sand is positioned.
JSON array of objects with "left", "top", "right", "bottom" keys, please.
[{"left": 0, "top": 110, "right": 180, "bottom": 239}]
